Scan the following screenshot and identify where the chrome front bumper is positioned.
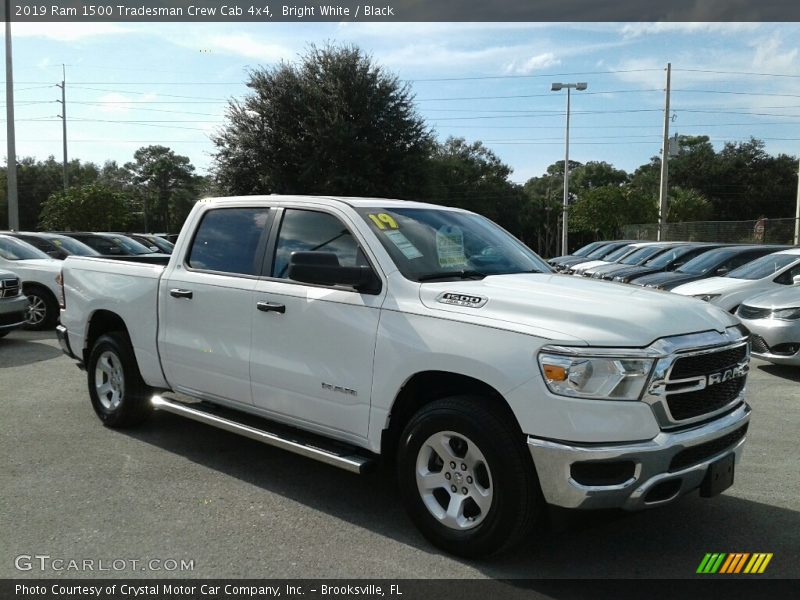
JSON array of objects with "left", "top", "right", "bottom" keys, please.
[{"left": 528, "top": 403, "right": 750, "bottom": 510}]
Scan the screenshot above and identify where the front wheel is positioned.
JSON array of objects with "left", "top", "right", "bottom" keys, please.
[
  {"left": 87, "top": 332, "right": 153, "bottom": 428},
  {"left": 397, "top": 396, "right": 542, "bottom": 557}
]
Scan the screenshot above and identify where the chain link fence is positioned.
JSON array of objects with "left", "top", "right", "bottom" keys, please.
[{"left": 622, "top": 218, "right": 799, "bottom": 245}]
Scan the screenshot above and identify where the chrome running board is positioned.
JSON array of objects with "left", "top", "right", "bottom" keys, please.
[{"left": 151, "top": 395, "right": 373, "bottom": 474}]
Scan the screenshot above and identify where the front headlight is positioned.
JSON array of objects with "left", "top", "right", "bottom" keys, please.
[
  {"left": 694, "top": 293, "right": 721, "bottom": 302},
  {"left": 538, "top": 351, "right": 654, "bottom": 400},
  {"left": 772, "top": 307, "right": 800, "bottom": 320}
]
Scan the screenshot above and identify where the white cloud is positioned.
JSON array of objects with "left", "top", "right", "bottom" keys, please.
[
  {"left": 619, "top": 22, "right": 760, "bottom": 39},
  {"left": 750, "top": 36, "right": 799, "bottom": 74},
  {"left": 505, "top": 52, "right": 561, "bottom": 75},
  {"left": 97, "top": 93, "right": 132, "bottom": 114},
  {"left": 11, "top": 22, "right": 130, "bottom": 42},
  {"left": 206, "top": 34, "right": 294, "bottom": 62}
]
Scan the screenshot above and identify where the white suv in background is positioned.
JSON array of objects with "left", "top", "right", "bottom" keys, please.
[
  {"left": 0, "top": 234, "right": 62, "bottom": 330},
  {"left": 672, "top": 248, "right": 800, "bottom": 312}
]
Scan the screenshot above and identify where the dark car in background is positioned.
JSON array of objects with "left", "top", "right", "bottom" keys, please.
[
  {"left": 59, "top": 232, "right": 161, "bottom": 257},
  {"left": 547, "top": 240, "right": 616, "bottom": 269},
  {"left": 555, "top": 240, "right": 638, "bottom": 273},
  {"left": 125, "top": 233, "right": 175, "bottom": 254},
  {"left": 585, "top": 242, "right": 688, "bottom": 279},
  {"left": 609, "top": 243, "right": 727, "bottom": 283},
  {"left": 631, "top": 245, "right": 789, "bottom": 290},
  {"left": 2, "top": 232, "right": 100, "bottom": 260}
]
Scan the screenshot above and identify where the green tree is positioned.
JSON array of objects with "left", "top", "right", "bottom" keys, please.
[
  {"left": 571, "top": 185, "right": 657, "bottom": 239},
  {"left": 424, "top": 137, "right": 526, "bottom": 237},
  {"left": 212, "top": 43, "right": 433, "bottom": 198},
  {"left": 0, "top": 156, "right": 101, "bottom": 229},
  {"left": 667, "top": 187, "right": 713, "bottom": 222},
  {"left": 38, "top": 183, "right": 134, "bottom": 231},
  {"left": 125, "top": 145, "right": 198, "bottom": 233},
  {"left": 570, "top": 161, "right": 628, "bottom": 191}
]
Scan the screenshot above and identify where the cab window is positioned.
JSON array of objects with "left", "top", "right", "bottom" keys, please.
[
  {"left": 187, "top": 208, "right": 271, "bottom": 275},
  {"left": 272, "top": 209, "right": 364, "bottom": 280}
]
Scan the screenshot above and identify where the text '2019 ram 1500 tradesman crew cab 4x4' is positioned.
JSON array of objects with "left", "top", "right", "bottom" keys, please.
[{"left": 57, "top": 196, "right": 752, "bottom": 557}]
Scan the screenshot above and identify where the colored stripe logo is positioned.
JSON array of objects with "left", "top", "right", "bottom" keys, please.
[{"left": 697, "top": 553, "right": 773, "bottom": 574}]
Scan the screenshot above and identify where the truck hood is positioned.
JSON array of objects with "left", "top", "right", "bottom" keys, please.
[{"left": 419, "top": 273, "right": 738, "bottom": 347}]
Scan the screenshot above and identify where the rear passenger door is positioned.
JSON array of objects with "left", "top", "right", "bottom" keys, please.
[{"left": 159, "top": 207, "right": 274, "bottom": 405}]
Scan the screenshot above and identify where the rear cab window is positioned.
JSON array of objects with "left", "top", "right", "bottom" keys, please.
[{"left": 187, "top": 208, "right": 272, "bottom": 276}]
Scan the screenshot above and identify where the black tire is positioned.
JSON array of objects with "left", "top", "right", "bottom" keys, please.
[
  {"left": 22, "top": 285, "right": 59, "bottom": 331},
  {"left": 397, "top": 396, "right": 542, "bottom": 558},
  {"left": 87, "top": 331, "right": 153, "bottom": 428}
]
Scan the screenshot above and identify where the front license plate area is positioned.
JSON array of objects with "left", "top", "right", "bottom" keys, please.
[{"left": 700, "top": 453, "right": 735, "bottom": 497}]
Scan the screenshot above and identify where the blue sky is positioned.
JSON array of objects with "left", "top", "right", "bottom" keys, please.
[{"left": 3, "top": 22, "right": 799, "bottom": 183}]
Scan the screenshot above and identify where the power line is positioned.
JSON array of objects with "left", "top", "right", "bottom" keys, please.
[
  {"left": 674, "top": 68, "right": 800, "bottom": 79},
  {"left": 406, "top": 69, "right": 663, "bottom": 82},
  {"left": 415, "top": 89, "right": 661, "bottom": 102}
]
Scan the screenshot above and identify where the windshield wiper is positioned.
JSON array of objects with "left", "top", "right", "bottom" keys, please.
[{"left": 416, "top": 270, "right": 488, "bottom": 282}]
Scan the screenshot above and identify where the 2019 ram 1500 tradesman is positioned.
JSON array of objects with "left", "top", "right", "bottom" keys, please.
[{"left": 57, "top": 196, "right": 751, "bottom": 557}]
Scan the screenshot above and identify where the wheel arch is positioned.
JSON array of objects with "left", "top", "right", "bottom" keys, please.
[
  {"left": 381, "top": 370, "right": 523, "bottom": 461},
  {"left": 83, "top": 309, "right": 130, "bottom": 365}
]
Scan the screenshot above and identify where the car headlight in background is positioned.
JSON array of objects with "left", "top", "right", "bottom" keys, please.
[
  {"left": 694, "top": 293, "right": 721, "bottom": 302},
  {"left": 772, "top": 307, "right": 800, "bottom": 320},
  {"left": 538, "top": 351, "right": 654, "bottom": 400}
]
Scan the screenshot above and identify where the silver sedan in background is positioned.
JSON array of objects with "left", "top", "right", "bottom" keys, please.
[{"left": 737, "top": 286, "right": 800, "bottom": 366}]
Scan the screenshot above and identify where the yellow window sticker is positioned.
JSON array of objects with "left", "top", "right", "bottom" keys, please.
[
  {"left": 367, "top": 213, "right": 399, "bottom": 230},
  {"left": 385, "top": 230, "right": 423, "bottom": 260},
  {"left": 435, "top": 226, "right": 468, "bottom": 268}
]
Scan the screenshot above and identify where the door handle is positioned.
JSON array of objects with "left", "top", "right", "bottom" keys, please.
[
  {"left": 257, "top": 301, "right": 286, "bottom": 314},
  {"left": 170, "top": 288, "right": 193, "bottom": 299}
]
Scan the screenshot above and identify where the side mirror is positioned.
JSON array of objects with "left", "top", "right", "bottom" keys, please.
[
  {"left": 793, "top": 274, "right": 800, "bottom": 286},
  {"left": 288, "top": 251, "right": 380, "bottom": 294},
  {"left": 716, "top": 266, "right": 729, "bottom": 276}
]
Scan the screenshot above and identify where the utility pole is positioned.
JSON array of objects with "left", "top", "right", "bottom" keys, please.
[
  {"left": 4, "top": 0, "right": 19, "bottom": 230},
  {"left": 657, "top": 63, "right": 672, "bottom": 241},
  {"left": 56, "top": 64, "right": 67, "bottom": 190},
  {"left": 794, "top": 158, "right": 800, "bottom": 245}
]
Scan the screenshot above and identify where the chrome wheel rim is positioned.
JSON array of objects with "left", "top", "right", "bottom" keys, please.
[
  {"left": 26, "top": 294, "right": 47, "bottom": 325},
  {"left": 415, "top": 430, "right": 493, "bottom": 530},
  {"left": 95, "top": 350, "right": 125, "bottom": 410}
]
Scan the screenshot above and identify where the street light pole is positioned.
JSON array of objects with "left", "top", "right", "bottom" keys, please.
[{"left": 552, "top": 82, "right": 587, "bottom": 256}]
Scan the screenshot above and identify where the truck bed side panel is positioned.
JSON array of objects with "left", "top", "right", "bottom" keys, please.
[{"left": 60, "top": 257, "right": 168, "bottom": 389}]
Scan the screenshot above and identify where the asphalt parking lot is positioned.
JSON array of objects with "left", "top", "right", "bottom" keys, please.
[{"left": 1, "top": 330, "right": 798, "bottom": 579}]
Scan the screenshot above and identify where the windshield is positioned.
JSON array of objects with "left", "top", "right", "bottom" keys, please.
[
  {"left": 573, "top": 241, "right": 605, "bottom": 257},
  {"left": 90, "top": 234, "right": 154, "bottom": 255},
  {"left": 677, "top": 249, "right": 737, "bottom": 275},
  {"left": 0, "top": 236, "right": 51, "bottom": 260},
  {"left": 143, "top": 236, "right": 174, "bottom": 253},
  {"left": 619, "top": 245, "right": 665, "bottom": 265},
  {"left": 726, "top": 253, "right": 799, "bottom": 280},
  {"left": 603, "top": 245, "right": 635, "bottom": 262},
  {"left": 46, "top": 235, "right": 100, "bottom": 256},
  {"left": 356, "top": 207, "right": 550, "bottom": 281},
  {"left": 586, "top": 243, "right": 624, "bottom": 259},
  {"left": 645, "top": 246, "right": 696, "bottom": 268}
]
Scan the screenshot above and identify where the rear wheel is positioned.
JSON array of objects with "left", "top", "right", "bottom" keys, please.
[
  {"left": 23, "top": 285, "right": 58, "bottom": 330},
  {"left": 397, "top": 396, "right": 542, "bottom": 557},
  {"left": 87, "top": 332, "right": 153, "bottom": 428}
]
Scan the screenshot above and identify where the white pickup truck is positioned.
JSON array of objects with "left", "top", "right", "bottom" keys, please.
[{"left": 58, "top": 195, "right": 752, "bottom": 557}]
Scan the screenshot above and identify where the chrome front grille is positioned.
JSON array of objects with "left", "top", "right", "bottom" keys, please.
[
  {"left": 645, "top": 337, "right": 750, "bottom": 429},
  {"left": 0, "top": 278, "right": 20, "bottom": 298}
]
